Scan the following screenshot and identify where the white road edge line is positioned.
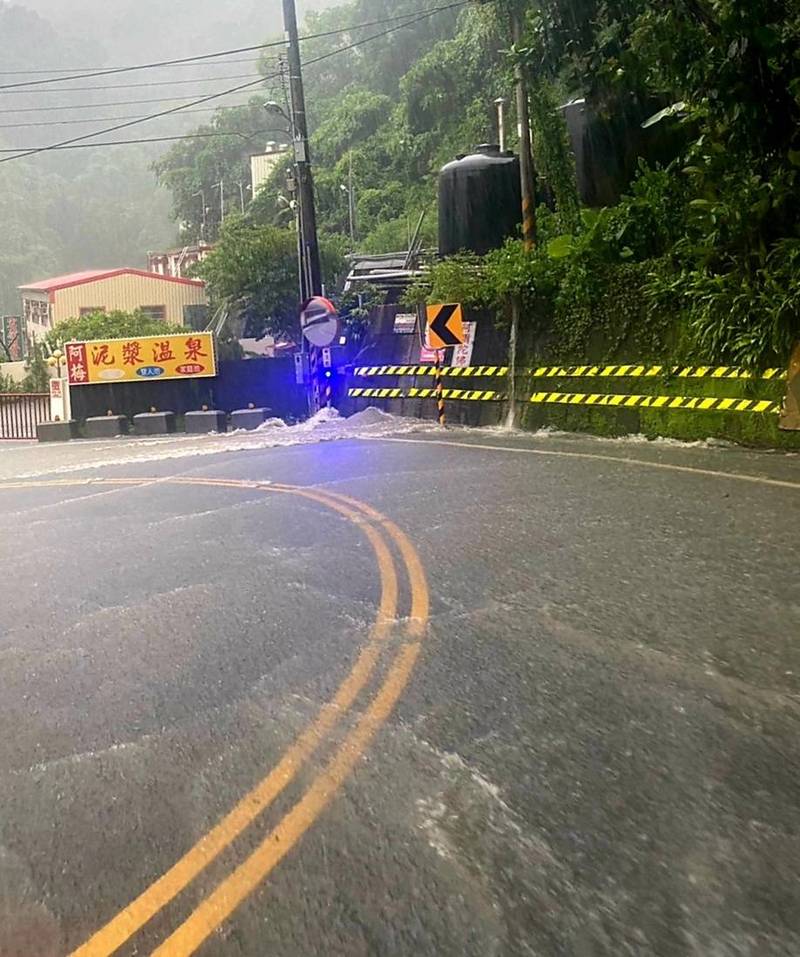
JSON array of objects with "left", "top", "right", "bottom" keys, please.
[{"left": 365, "top": 436, "right": 800, "bottom": 491}]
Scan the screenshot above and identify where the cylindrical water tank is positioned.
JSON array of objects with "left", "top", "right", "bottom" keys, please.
[{"left": 438, "top": 144, "right": 522, "bottom": 257}]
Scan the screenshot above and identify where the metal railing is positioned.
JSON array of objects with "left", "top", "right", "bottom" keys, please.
[{"left": 0, "top": 393, "right": 49, "bottom": 439}]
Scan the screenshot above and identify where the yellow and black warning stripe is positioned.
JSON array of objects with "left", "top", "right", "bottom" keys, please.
[
  {"left": 349, "top": 387, "right": 781, "bottom": 412},
  {"left": 353, "top": 363, "right": 784, "bottom": 380},
  {"left": 529, "top": 391, "right": 781, "bottom": 414},
  {"left": 530, "top": 364, "right": 783, "bottom": 380},
  {"left": 353, "top": 365, "right": 508, "bottom": 377},
  {"left": 348, "top": 387, "right": 506, "bottom": 402},
  {"left": 348, "top": 387, "right": 404, "bottom": 399}
]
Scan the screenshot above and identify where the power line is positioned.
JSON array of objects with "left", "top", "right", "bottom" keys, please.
[
  {"left": 0, "top": 45, "right": 282, "bottom": 93},
  {"left": 0, "top": 92, "right": 272, "bottom": 115},
  {"left": 0, "top": 3, "right": 466, "bottom": 93},
  {"left": 0, "top": 103, "right": 271, "bottom": 129},
  {"left": 0, "top": 74, "right": 280, "bottom": 162},
  {"left": 0, "top": 3, "right": 468, "bottom": 163},
  {"left": 0, "top": 72, "right": 267, "bottom": 95},
  {"left": 0, "top": 131, "right": 288, "bottom": 152},
  {"left": 0, "top": 57, "right": 266, "bottom": 76}
]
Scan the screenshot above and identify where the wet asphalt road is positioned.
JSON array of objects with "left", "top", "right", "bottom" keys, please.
[{"left": 0, "top": 429, "right": 799, "bottom": 956}]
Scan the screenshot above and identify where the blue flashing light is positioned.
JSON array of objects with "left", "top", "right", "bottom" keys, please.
[{"left": 324, "top": 369, "right": 333, "bottom": 378}]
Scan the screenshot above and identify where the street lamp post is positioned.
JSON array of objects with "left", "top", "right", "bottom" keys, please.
[
  {"left": 239, "top": 181, "right": 252, "bottom": 213},
  {"left": 211, "top": 180, "right": 225, "bottom": 225},
  {"left": 339, "top": 151, "right": 356, "bottom": 249},
  {"left": 47, "top": 349, "right": 64, "bottom": 378},
  {"left": 192, "top": 190, "right": 207, "bottom": 241},
  {"left": 46, "top": 349, "right": 69, "bottom": 422}
]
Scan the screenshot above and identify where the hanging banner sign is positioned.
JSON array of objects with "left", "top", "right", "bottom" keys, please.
[
  {"left": 451, "top": 321, "right": 476, "bottom": 368},
  {"left": 66, "top": 333, "right": 217, "bottom": 386}
]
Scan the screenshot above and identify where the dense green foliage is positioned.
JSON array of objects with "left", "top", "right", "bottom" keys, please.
[
  {"left": 45, "top": 310, "right": 182, "bottom": 351},
  {"left": 406, "top": 0, "right": 800, "bottom": 368},
  {"left": 155, "top": 1, "right": 507, "bottom": 254},
  {"left": 197, "top": 216, "right": 347, "bottom": 339},
  {"left": 156, "top": 0, "right": 800, "bottom": 366}
]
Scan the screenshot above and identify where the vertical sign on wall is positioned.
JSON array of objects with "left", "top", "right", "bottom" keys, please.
[{"left": 451, "top": 321, "right": 476, "bottom": 368}]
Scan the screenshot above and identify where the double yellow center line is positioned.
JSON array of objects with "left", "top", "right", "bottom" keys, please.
[{"left": 0, "top": 476, "right": 429, "bottom": 956}]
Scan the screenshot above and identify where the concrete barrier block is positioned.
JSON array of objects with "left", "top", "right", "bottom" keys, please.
[
  {"left": 85, "top": 415, "right": 129, "bottom": 438},
  {"left": 133, "top": 411, "right": 176, "bottom": 435},
  {"left": 230, "top": 408, "right": 270, "bottom": 431},
  {"left": 37, "top": 420, "right": 79, "bottom": 442},
  {"left": 185, "top": 410, "right": 227, "bottom": 434}
]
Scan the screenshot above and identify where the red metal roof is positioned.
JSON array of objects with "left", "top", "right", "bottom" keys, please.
[{"left": 19, "top": 267, "right": 205, "bottom": 293}]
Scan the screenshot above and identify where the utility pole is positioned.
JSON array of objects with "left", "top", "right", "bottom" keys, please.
[
  {"left": 507, "top": 1, "right": 537, "bottom": 428},
  {"left": 348, "top": 151, "right": 355, "bottom": 248},
  {"left": 510, "top": 3, "right": 537, "bottom": 250},
  {"left": 282, "top": 0, "right": 322, "bottom": 298},
  {"left": 340, "top": 152, "right": 356, "bottom": 249},
  {"left": 192, "top": 190, "right": 207, "bottom": 242}
]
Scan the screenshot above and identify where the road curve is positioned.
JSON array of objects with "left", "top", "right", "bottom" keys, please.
[{"left": 0, "top": 430, "right": 798, "bottom": 956}]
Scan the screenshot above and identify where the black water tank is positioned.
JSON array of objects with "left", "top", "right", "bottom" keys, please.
[{"left": 438, "top": 144, "right": 522, "bottom": 256}]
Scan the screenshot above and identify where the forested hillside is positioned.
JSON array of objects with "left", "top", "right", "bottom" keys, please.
[
  {"left": 155, "top": 0, "right": 505, "bottom": 252},
  {"left": 0, "top": 2, "right": 178, "bottom": 313},
  {"left": 2, "top": 0, "right": 799, "bottom": 371},
  {"left": 0, "top": 0, "right": 337, "bottom": 315},
  {"left": 159, "top": 0, "right": 800, "bottom": 369}
]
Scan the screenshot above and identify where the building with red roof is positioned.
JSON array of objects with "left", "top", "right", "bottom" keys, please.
[{"left": 20, "top": 267, "right": 208, "bottom": 342}]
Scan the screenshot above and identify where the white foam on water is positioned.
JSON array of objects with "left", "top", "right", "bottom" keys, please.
[{"left": 2, "top": 408, "right": 435, "bottom": 479}]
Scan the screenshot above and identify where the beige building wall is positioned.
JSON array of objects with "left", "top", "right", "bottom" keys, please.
[
  {"left": 52, "top": 273, "right": 207, "bottom": 326},
  {"left": 0, "top": 360, "right": 27, "bottom": 384},
  {"left": 251, "top": 145, "right": 290, "bottom": 195}
]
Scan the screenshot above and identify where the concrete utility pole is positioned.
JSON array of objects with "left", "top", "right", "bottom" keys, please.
[
  {"left": 507, "top": 1, "right": 537, "bottom": 428},
  {"left": 510, "top": 3, "right": 537, "bottom": 250},
  {"left": 282, "top": 0, "right": 322, "bottom": 298}
]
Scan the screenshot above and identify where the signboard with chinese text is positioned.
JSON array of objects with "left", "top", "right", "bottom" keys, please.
[
  {"left": 1, "top": 316, "right": 26, "bottom": 361},
  {"left": 419, "top": 345, "right": 444, "bottom": 364},
  {"left": 66, "top": 333, "right": 217, "bottom": 386},
  {"left": 451, "top": 321, "right": 476, "bottom": 368},
  {"left": 393, "top": 313, "right": 417, "bottom": 334}
]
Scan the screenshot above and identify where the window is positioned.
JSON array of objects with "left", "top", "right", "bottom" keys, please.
[{"left": 140, "top": 305, "right": 166, "bottom": 321}]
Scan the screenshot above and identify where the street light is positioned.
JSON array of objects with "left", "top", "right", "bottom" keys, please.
[
  {"left": 339, "top": 151, "right": 356, "bottom": 249},
  {"left": 263, "top": 100, "right": 292, "bottom": 128},
  {"left": 239, "top": 181, "right": 252, "bottom": 213},
  {"left": 211, "top": 180, "right": 225, "bottom": 224},
  {"left": 339, "top": 184, "right": 355, "bottom": 248},
  {"left": 192, "top": 190, "right": 208, "bottom": 241},
  {"left": 47, "top": 349, "right": 64, "bottom": 377}
]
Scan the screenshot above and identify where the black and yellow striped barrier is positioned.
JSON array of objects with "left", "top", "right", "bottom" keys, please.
[
  {"left": 353, "top": 364, "right": 784, "bottom": 380},
  {"left": 529, "top": 364, "right": 783, "bottom": 380},
  {"left": 348, "top": 387, "right": 780, "bottom": 413},
  {"left": 528, "top": 391, "right": 781, "bottom": 414},
  {"left": 349, "top": 387, "right": 506, "bottom": 402},
  {"left": 354, "top": 365, "right": 508, "bottom": 377}
]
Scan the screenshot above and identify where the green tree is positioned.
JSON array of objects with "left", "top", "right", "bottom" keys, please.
[
  {"left": 20, "top": 342, "right": 51, "bottom": 393},
  {"left": 46, "top": 310, "right": 182, "bottom": 351},
  {"left": 197, "top": 217, "right": 347, "bottom": 340}
]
